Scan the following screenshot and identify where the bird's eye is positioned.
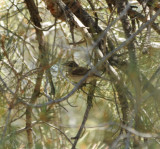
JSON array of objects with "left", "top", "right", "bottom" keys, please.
[
  {"left": 69, "top": 62, "right": 78, "bottom": 67},
  {"left": 64, "top": 61, "right": 78, "bottom": 67},
  {"left": 70, "top": 63, "right": 76, "bottom": 67}
]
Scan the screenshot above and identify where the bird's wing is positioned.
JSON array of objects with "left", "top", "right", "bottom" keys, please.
[{"left": 71, "top": 67, "right": 89, "bottom": 76}]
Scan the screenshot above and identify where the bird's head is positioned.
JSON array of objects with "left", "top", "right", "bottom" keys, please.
[{"left": 63, "top": 61, "right": 79, "bottom": 68}]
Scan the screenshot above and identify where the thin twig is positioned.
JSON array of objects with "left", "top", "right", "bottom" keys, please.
[{"left": 71, "top": 80, "right": 96, "bottom": 149}]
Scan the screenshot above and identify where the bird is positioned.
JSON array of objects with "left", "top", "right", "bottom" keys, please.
[{"left": 63, "top": 61, "right": 100, "bottom": 83}]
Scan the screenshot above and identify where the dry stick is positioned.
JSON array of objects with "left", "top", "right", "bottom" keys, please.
[
  {"left": 109, "top": 122, "right": 159, "bottom": 149},
  {"left": 7, "top": 121, "right": 159, "bottom": 141},
  {"left": 128, "top": 9, "right": 160, "bottom": 34},
  {"left": 24, "top": 0, "right": 46, "bottom": 148},
  {"left": 71, "top": 80, "right": 96, "bottom": 149},
  {"left": 43, "top": 122, "right": 73, "bottom": 146}
]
